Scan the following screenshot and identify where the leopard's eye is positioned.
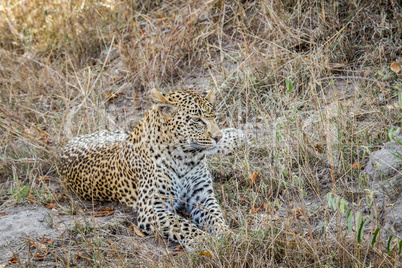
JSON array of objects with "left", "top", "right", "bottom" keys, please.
[{"left": 193, "top": 118, "right": 204, "bottom": 124}]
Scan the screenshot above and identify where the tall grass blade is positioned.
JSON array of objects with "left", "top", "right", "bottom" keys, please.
[
  {"left": 347, "top": 209, "right": 353, "bottom": 233},
  {"left": 387, "top": 235, "right": 393, "bottom": 255},
  {"left": 357, "top": 219, "right": 366, "bottom": 244},
  {"left": 371, "top": 228, "right": 380, "bottom": 247}
]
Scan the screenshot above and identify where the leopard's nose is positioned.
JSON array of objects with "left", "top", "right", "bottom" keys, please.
[{"left": 213, "top": 136, "right": 222, "bottom": 143}]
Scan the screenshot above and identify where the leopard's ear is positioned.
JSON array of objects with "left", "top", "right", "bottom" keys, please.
[
  {"left": 150, "top": 88, "right": 176, "bottom": 116},
  {"left": 205, "top": 88, "right": 216, "bottom": 105}
]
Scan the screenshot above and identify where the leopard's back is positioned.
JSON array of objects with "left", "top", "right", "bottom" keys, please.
[{"left": 59, "top": 130, "right": 138, "bottom": 203}]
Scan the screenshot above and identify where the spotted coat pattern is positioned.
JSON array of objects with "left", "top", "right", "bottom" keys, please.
[{"left": 58, "top": 89, "right": 243, "bottom": 246}]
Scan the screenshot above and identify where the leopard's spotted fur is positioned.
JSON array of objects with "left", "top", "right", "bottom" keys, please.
[{"left": 58, "top": 89, "right": 243, "bottom": 247}]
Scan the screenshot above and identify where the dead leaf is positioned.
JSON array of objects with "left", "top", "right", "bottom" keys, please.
[
  {"left": 295, "top": 208, "right": 303, "bottom": 219},
  {"left": 352, "top": 161, "right": 360, "bottom": 169},
  {"left": 314, "top": 144, "right": 322, "bottom": 153},
  {"left": 30, "top": 241, "right": 47, "bottom": 250},
  {"left": 0, "top": 211, "right": 5, "bottom": 215},
  {"left": 129, "top": 225, "right": 146, "bottom": 237},
  {"left": 249, "top": 205, "right": 261, "bottom": 214},
  {"left": 8, "top": 257, "right": 19, "bottom": 264},
  {"left": 390, "top": 62, "right": 400, "bottom": 73},
  {"left": 93, "top": 211, "right": 114, "bottom": 217},
  {"left": 249, "top": 172, "right": 260, "bottom": 185},
  {"left": 199, "top": 251, "right": 213, "bottom": 257},
  {"left": 46, "top": 203, "right": 56, "bottom": 209},
  {"left": 134, "top": 94, "right": 140, "bottom": 100},
  {"left": 99, "top": 207, "right": 114, "bottom": 211},
  {"left": 353, "top": 163, "right": 365, "bottom": 170},
  {"left": 34, "top": 253, "right": 47, "bottom": 261},
  {"left": 75, "top": 254, "right": 82, "bottom": 259},
  {"left": 263, "top": 203, "right": 273, "bottom": 213},
  {"left": 28, "top": 194, "right": 35, "bottom": 204},
  {"left": 42, "top": 238, "right": 54, "bottom": 245}
]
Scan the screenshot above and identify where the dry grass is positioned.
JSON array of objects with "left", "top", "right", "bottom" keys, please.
[{"left": 1, "top": 0, "right": 401, "bottom": 266}]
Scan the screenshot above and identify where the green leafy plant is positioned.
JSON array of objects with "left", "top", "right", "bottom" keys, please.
[
  {"left": 285, "top": 78, "right": 293, "bottom": 96},
  {"left": 387, "top": 127, "right": 400, "bottom": 141},
  {"left": 357, "top": 216, "right": 366, "bottom": 244},
  {"left": 371, "top": 228, "right": 380, "bottom": 247},
  {"left": 326, "top": 193, "right": 348, "bottom": 213},
  {"left": 387, "top": 235, "right": 393, "bottom": 255},
  {"left": 347, "top": 209, "right": 354, "bottom": 233}
]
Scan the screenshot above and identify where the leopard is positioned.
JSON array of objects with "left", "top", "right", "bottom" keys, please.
[{"left": 58, "top": 89, "right": 243, "bottom": 248}]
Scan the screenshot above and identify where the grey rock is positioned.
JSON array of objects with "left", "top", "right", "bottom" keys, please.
[
  {"left": 365, "top": 135, "right": 402, "bottom": 200},
  {"left": 383, "top": 196, "right": 402, "bottom": 237},
  {"left": 365, "top": 135, "right": 402, "bottom": 239}
]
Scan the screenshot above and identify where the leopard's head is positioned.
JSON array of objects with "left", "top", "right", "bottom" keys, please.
[{"left": 151, "top": 89, "right": 223, "bottom": 151}]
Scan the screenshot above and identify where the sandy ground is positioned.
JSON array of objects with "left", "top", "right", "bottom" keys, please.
[{"left": 0, "top": 206, "right": 62, "bottom": 263}]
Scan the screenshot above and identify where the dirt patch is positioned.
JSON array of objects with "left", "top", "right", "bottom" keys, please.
[
  {"left": 0, "top": 206, "right": 63, "bottom": 263},
  {"left": 0, "top": 199, "right": 178, "bottom": 266}
]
